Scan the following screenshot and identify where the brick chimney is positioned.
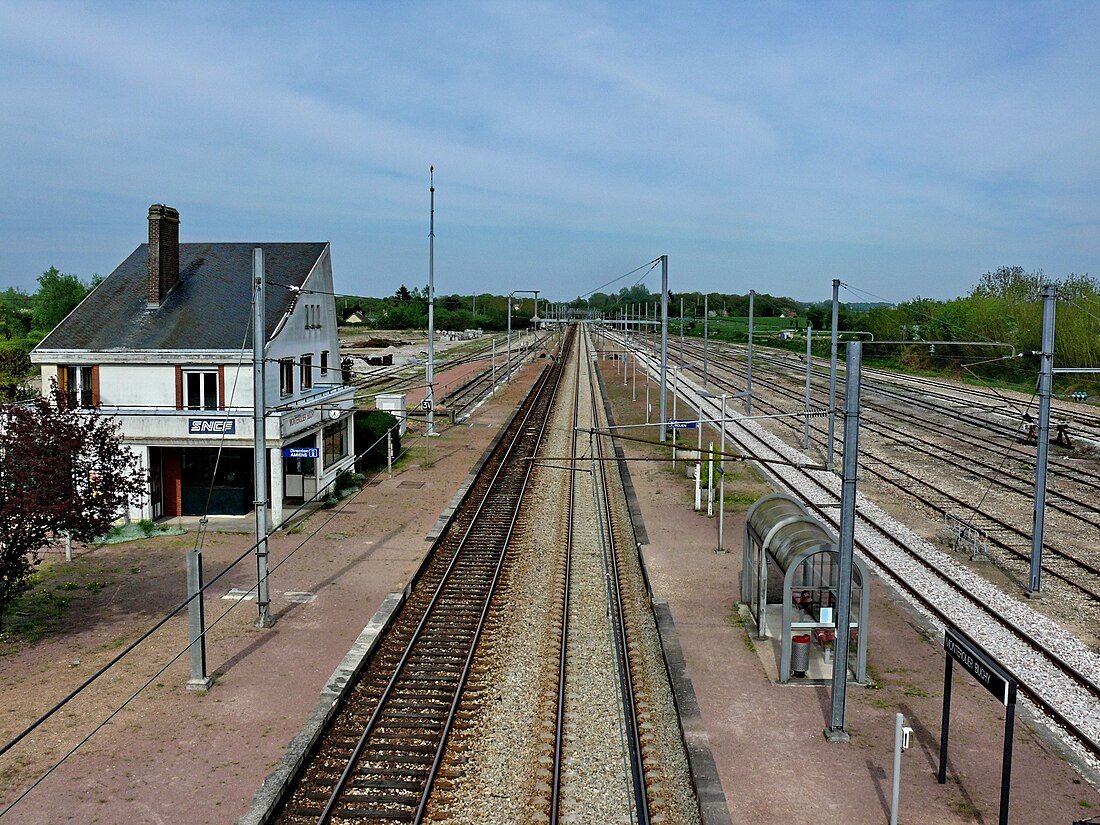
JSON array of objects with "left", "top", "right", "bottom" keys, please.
[{"left": 147, "top": 204, "right": 180, "bottom": 307}]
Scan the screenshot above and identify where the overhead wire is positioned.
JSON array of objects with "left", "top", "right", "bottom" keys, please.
[{"left": 0, "top": 419, "right": 426, "bottom": 817}]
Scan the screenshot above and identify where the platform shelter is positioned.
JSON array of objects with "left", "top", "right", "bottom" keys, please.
[{"left": 742, "top": 494, "right": 870, "bottom": 683}]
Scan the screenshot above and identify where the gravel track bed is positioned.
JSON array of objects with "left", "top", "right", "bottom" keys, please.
[
  {"left": 558, "top": 330, "right": 634, "bottom": 823},
  {"left": 624, "top": 337, "right": 1100, "bottom": 780},
  {"left": 424, "top": 327, "right": 699, "bottom": 824}
]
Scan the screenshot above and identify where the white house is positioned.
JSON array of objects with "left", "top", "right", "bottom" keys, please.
[{"left": 30, "top": 204, "right": 356, "bottom": 528}]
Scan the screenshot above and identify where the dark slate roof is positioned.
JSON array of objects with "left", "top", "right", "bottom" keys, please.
[{"left": 35, "top": 242, "right": 327, "bottom": 351}]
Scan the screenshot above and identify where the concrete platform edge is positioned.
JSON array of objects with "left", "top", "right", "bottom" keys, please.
[
  {"left": 653, "top": 599, "right": 735, "bottom": 825},
  {"left": 236, "top": 590, "right": 406, "bottom": 825}
]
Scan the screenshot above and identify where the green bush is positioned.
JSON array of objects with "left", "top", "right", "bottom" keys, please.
[
  {"left": 138, "top": 519, "right": 155, "bottom": 536},
  {"left": 354, "top": 410, "right": 401, "bottom": 472}
]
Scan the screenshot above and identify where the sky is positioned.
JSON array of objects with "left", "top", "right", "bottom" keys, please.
[{"left": 1, "top": 1, "right": 1098, "bottom": 305}]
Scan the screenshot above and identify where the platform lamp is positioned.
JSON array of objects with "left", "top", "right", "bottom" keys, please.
[{"left": 507, "top": 289, "right": 539, "bottom": 382}]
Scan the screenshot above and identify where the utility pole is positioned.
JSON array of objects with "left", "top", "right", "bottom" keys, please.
[
  {"left": 1028, "top": 284, "right": 1057, "bottom": 596},
  {"left": 827, "top": 278, "right": 841, "bottom": 472},
  {"left": 659, "top": 255, "right": 669, "bottom": 441},
  {"left": 426, "top": 167, "right": 436, "bottom": 436},
  {"left": 252, "top": 248, "right": 273, "bottom": 628}
]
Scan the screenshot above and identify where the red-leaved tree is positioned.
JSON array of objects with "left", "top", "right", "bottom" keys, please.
[{"left": 0, "top": 387, "right": 146, "bottom": 626}]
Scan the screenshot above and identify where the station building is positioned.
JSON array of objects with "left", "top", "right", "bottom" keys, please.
[{"left": 30, "top": 205, "right": 356, "bottom": 528}]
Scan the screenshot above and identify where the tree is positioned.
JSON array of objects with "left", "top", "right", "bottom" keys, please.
[
  {"left": 0, "top": 389, "right": 146, "bottom": 626},
  {"left": 0, "top": 344, "right": 31, "bottom": 401},
  {"left": 32, "top": 267, "right": 91, "bottom": 336}
]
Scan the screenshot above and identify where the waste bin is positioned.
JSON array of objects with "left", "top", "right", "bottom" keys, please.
[{"left": 791, "top": 634, "right": 811, "bottom": 678}]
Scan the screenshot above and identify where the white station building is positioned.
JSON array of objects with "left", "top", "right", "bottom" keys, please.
[{"left": 30, "top": 205, "right": 356, "bottom": 528}]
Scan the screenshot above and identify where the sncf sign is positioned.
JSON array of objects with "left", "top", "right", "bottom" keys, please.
[{"left": 188, "top": 418, "right": 236, "bottom": 435}]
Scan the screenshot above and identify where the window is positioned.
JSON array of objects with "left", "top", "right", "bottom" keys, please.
[
  {"left": 184, "top": 370, "right": 218, "bottom": 410},
  {"left": 320, "top": 350, "right": 329, "bottom": 376},
  {"left": 61, "top": 365, "right": 96, "bottom": 408},
  {"left": 302, "top": 304, "right": 322, "bottom": 329},
  {"left": 300, "top": 354, "right": 313, "bottom": 390},
  {"left": 323, "top": 421, "right": 346, "bottom": 467},
  {"left": 279, "top": 358, "right": 294, "bottom": 396}
]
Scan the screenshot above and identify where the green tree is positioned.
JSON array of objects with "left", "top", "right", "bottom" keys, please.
[
  {"left": 0, "top": 343, "right": 31, "bottom": 401},
  {"left": 32, "top": 267, "right": 91, "bottom": 336}
]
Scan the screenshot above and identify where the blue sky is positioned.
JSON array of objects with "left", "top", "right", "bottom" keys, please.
[{"left": 1, "top": 1, "right": 1097, "bottom": 304}]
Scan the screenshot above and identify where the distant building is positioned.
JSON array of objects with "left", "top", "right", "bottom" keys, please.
[
  {"left": 342, "top": 305, "right": 368, "bottom": 324},
  {"left": 30, "top": 205, "right": 356, "bottom": 527}
]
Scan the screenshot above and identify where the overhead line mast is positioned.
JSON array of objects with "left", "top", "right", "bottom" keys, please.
[{"left": 427, "top": 166, "right": 436, "bottom": 436}]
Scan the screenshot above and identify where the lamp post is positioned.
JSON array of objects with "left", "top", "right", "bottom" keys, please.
[{"left": 506, "top": 289, "right": 539, "bottom": 382}]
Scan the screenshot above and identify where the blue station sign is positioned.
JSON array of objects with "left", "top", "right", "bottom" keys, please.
[
  {"left": 283, "top": 447, "right": 320, "bottom": 459},
  {"left": 189, "top": 418, "right": 236, "bottom": 435},
  {"left": 668, "top": 419, "right": 697, "bottom": 429}
]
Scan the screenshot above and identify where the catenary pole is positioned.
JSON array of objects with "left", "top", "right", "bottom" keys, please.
[
  {"left": 1028, "top": 284, "right": 1057, "bottom": 595},
  {"left": 703, "top": 294, "right": 709, "bottom": 387},
  {"left": 252, "top": 248, "right": 273, "bottom": 628},
  {"left": 827, "top": 278, "right": 840, "bottom": 472},
  {"left": 804, "top": 322, "right": 813, "bottom": 449},
  {"left": 746, "top": 289, "right": 755, "bottom": 413},
  {"left": 827, "top": 340, "right": 862, "bottom": 738},
  {"left": 659, "top": 255, "right": 669, "bottom": 441},
  {"left": 426, "top": 166, "right": 436, "bottom": 435}
]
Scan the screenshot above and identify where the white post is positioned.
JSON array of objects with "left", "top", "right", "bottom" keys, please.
[
  {"left": 387, "top": 427, "right": 394, "bottom": 478},
  {"left": 695, "top": 398, "right": 703, "bottom": 510},
  {"left": 672, "top": 369, "right": 678, "bottom": 469},
  {"left": 707, "top": 442, "right": 714, "bottom": 517},
  {"left": 718, "top": 394, "right": 727, "bottom": 553},
  {"left": 890, "top": 712, "right": 905, "bottom": 825},
  {"left": 632, "top": 347, "right": 637, "bottom": 401}
]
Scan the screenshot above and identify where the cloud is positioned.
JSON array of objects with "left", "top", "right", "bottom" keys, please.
[{"left": 0, "top": 0, "right": 1097, "bottom": 301}]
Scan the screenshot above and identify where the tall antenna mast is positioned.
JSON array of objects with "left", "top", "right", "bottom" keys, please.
[{"left": 426, "top": 166, "right": 436, "bottom": 436}]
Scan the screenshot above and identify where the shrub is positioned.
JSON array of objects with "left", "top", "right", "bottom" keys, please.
[{"left": 354, "top": 411, "right": 401, "bottom": 472}]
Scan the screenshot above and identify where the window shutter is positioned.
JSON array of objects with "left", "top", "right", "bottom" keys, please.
[
  {"left": 91, "top": 366, "right": 100, "bottom": 407},
  {"left": 175, "top": 366, "right": 183, "bottom": 410},
  {"left": 218, "top": 366, "right": 225, "bottom": 410},
  {"left": 56, "top": 366, "right": 68, "bottom": 398}
]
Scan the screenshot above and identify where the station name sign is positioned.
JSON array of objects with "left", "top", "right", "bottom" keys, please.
[
  {"left": 943, "top": 627, "right": 1014, "bottom": 706},
  {"left": 189, "top": 418, "right": 236, "bottom": 435},
  {"left": 668, "top": 419, "right": 697, "bottom": 429}
]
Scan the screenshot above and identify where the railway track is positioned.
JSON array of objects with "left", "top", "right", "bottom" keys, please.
[
  {"left": 634, "top": 334, "right": 1100, "bottom": 604},
  {"left": 271, "top": 327, "right": 573, "bottom": 824},
  {"left": 548, "top": 326, "right": 650, "bottom": 823},
  {"left": 621, "top": 337, "right": 1100, "bottom": 769}
]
